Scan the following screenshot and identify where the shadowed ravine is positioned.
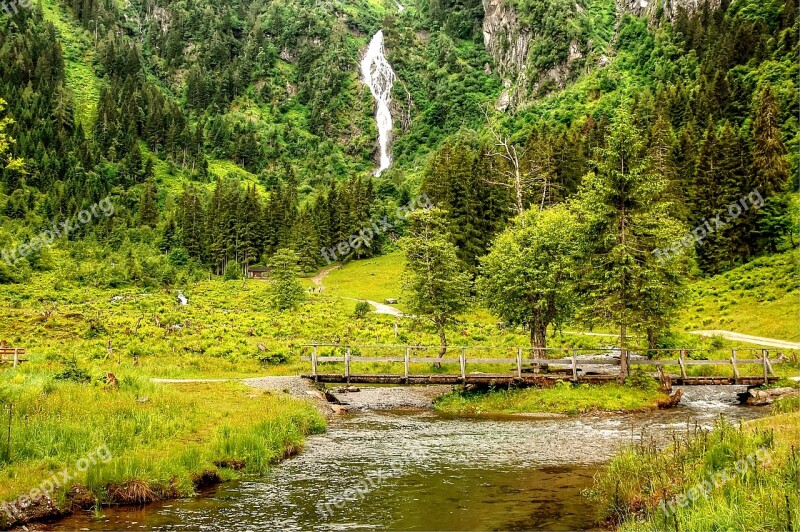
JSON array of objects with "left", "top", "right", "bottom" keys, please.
[{"left": 51, "top": 386, "right": 769, "bottom": 531}]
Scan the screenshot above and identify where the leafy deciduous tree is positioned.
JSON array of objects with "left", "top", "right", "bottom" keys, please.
[{"left": 478, "top": 205, "right": 580, "bottom": 352}]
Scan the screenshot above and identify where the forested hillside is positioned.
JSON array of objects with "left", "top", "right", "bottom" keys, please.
[{"left": 0, "top": 0, "right": 797, "bottom": 285}]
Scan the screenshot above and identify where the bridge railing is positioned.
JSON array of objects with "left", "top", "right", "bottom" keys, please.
[
  {"left": 627, "top": 347, "right": 781, "bottom": 383},
  {"left": 299, "top": 344, "right": 784, "bottom": 384}
]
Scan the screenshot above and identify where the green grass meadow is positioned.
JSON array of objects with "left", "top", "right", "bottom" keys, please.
[{"left": 588, "top": 400, "right": 800, "bottom": 531}]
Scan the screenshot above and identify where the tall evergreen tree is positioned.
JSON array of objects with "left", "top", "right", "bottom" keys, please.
[
  {"left": 137, "top": 178, "right": 159, "bottom": 228},
  {"left": 400, "top": 207, "right": 471, "bottom": 357},
  {"left": 573, "top": 108, "right": 689, "bottom": 377}
]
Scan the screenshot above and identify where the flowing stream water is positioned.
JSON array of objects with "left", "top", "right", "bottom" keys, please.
[
  {"left": 360, "top": 30, "right": 396, "bottom": 176},
  {"left": 51, "top": 386, "right": 769, "bottom": 531}
]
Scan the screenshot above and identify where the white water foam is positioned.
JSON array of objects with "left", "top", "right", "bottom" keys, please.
[{"left": 360, "top": 30, "right": 397, "bottom": 176}]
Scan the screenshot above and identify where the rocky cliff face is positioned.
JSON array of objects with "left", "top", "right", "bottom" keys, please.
[
  {"left": 481, "top": 0, "right": 586, "bottom": 111},
  {"left": 482, "top": 0, "right": 714, "bottom": 110},
  {"left": 481, "top": 0, "right": 530, "bottom": 110},
  {"left": 623, "top": 0, "right": 718, "bottom": 20}
]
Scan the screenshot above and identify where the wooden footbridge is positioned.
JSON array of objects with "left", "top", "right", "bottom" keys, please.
[{"left": 301, "top": 344, "right": 783, "bottom": 386}]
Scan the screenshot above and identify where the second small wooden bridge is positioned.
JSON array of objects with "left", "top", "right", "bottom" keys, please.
[{"left": 300, "top": 344, "right": 782, "bottom": 386}]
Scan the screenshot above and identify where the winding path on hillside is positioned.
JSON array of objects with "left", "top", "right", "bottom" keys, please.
[
  {"left": 690, "top": 330, "right": 800, "bottom": 350},
  {"left": 313, "top": 269, "right": 799, "bottom": 346},
  {"left": 311, "top": 264, "right": 403, "bottom": 317},
  {"left": 310, "top": 264, "right": 341, "bottom": 289}
]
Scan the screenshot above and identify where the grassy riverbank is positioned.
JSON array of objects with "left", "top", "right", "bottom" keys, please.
[
  {"left": 433, "top": 381, "right": 670, "bottom": 415},
  {"left": 587, "top": 398, "right": 800, "bottom": 531},
  {"left": 0, "top": 376, "right": 325, "bottom": 528}
]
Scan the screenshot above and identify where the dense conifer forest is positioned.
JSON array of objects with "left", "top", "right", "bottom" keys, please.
[{"left": 0, "top": 0, "right": 796, "bottom": 284}]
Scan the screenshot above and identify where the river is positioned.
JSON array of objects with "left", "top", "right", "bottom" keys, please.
[{"left": 51, "top": 386, "right": 769, "bottom": 531}]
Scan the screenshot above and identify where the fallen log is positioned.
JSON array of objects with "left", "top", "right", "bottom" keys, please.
[
  {"left": 745, "top": 387, "right": 799, "bottom": 406},
  {"left": 657, "top": 366, "right": 672, "bottom": 394},
  {"left": 657, "top": 388, "right": 683, "bottom": 408}
]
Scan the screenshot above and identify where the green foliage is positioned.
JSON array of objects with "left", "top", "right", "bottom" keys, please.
[
  {"left": 624, "top": 368, "right": 659, "bottom": 392},
  {"left": 267, "top": 248, "right": 305, "bottom": 311},
  {"left": 353, "top": 300, "right": 372, "bottom": 319},
  {"left": 771, "top": 395, "right": 800, "bottom": 414},
  {"left": 571, "top": 107, "right": 690, "bottom": 357},
  {"left": 588, "top": 413, "right": 800, "bottom": 531},
  {"left": 399, "top": 208, "right": 471, "bottom": 352},
  {"left": 682, "top": 248, "right": 800, "bottom": 340},
  {"left": 0, "top": 378, "right": 325, "bottom": 523},
  {"left": 478, "top": 205, "right": 580, "bottom": 348},
  {"left": 53, "top": 360, "right": 92, "bottom": 383},
  {"left": 223, "top": 261, "right": 243, "bottom": 281}
]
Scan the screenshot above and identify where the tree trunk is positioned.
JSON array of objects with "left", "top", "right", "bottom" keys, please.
[
  {"left": 617, "top": 323, "right": 628, "bottom": 383},
  {"left": 646, "top": 327, "right": 657, "bottom": 351},
  {"left": 618, "top": 205, "right": 629, "bottom": 383},
  {"left": 529, "top": 316, "right": 547, "bottom": 359},
  {"left": 437, "top": 327, "right": 447, "bottom": 358}
]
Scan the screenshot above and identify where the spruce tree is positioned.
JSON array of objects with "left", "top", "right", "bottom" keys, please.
[
  {"left": 137, "top": 177, "right": 159, "bottom": 228},
  {"left": 399, "top": 207, "right": 470, "bottom": 357},
  {"left": 572, "top": 108, "right": 689, "bottom": 377},
  {"left": 750, "top": 87, "right": 791, "bottom": 253}
]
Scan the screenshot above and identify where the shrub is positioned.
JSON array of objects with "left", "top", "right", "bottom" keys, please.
[
  {"left": 223, "top": 262, "right": 243, "bottom": 280},
  {"left": 625, "top": 368, "right": 659, "bottom": 392},
  {"left": 259, "top": 349, "right": 289, "bottom": 365},
  {"left": 353, "top": 300, "right": 371, "bottom": 319},
  {"left": 54, "top": 360, "right": 92, "bottom": 383}
]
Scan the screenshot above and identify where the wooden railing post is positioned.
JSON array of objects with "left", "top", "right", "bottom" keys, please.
[
  {"left": 571, "top": 350, "right": 578, "bottom": 381},
  {"left": 404, "top": 346, "right": 410, "bottom": 382},
  {"left": 679, "top": 350, "right": 687, "bottom": 381},
  {"left": 731, "top": 349, "right": 738, "bottom": 384},
  {"left": 345, "top": 346, "right": 351, "bottom": 383},
  {"left": 311, "top": 344, "right": 318, "bottom": 381},
  {"left": 762, "top": 349, "right": 768, "bottom": 384},
  {"left": 459, "top": 347, "right": 466, "bottom": 382},
  {"left": 516, "top": 347, "right": 522, "bottom": 379},
  {"left": 12, "top": 348, "right": 18, "bottom": 368}
]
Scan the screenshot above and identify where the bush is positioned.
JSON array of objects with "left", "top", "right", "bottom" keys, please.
[
  {"left": 353, "top": 300, "right": 371, "bottom": 319},
  {"left": 54, "top": 360, "right": 92, "bottom": 383},
  {"left": 259, "top": 349, "right": 289, "bottom": 365},
  {"left": 223, "top": 262, "right": 243, "bottom": 280},
  {"left": 709, "top": 335, "right": 725, "bottom": 349},
  {"left": 625, "top": 368, "right": 659, "bottom": 392}
]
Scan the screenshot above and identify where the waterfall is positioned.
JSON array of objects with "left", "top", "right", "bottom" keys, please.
[{"left": 360, "top": 30, "right": 396, "bottom": 176}]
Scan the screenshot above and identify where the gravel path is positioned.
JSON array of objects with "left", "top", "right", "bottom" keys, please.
[
  {"left": 152, "top": 376, "right": 451, "bottom": 414},
  {"left": 364, "top": 299, "right": 403, "bottom": 317},
  {"left": 324, "top": 385, "right": 452, "bottom": 410},
  {"left": 690, "top": 330, "right": 800, "bottom": 349},
  {"left": 342, "top": 297, "right": 403, "bottom": 316},
  {"left": 243, "top": 376, "right": 335, "bottom": 415},
  {"left": 244, "top": 377, "right": 452, "bottom": 412},
  {"left": 310, "top": 264, "right": 341, "bottom": 289}
]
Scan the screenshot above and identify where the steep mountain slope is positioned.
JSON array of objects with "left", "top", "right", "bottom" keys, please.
[{"left": 0, "top": 0, "right": 797, "bottom": 284}]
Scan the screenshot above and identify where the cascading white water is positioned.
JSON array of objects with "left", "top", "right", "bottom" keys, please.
[{"left": 360, "top": 30, "right": 396, "bottom": 176}]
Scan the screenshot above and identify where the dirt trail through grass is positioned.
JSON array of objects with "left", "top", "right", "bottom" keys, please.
[
  {"left": 690, "top": 330, "right": 800, "bottom": 349},
  {"left": 311, "top": 264, "right": 341, "bottom": 288},
  {"left": 311, "top": 264, "right": 403, "bottom": 316}
]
